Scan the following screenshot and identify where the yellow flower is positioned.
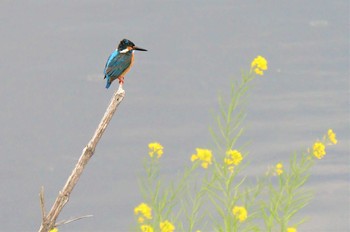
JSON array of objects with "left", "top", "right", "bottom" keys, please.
[
  {"left": 137, "top": 217, "right": 145, "bottom": 223},
  {"left": 313, "top": 142, "right": 326, "bottom": 159},
  {"left": 134, "top": 203, "right": 152, "bottom": 223},
  {"left": 327, "top": 129, "right": 338, "bottom": 144},
  {"left": 287, "top": 227, "right": 297, "bottom": 232},
  {"left": 160, "top": 220, "right": 175, "bottom": 232},
  {"left": 232, "top": 206, "right": 248, "bottom": 222},
  {"left": 148, "top": 142, "right": 164, "bottom": 158},
  {"left": 49, "top": 228, "right": 58, "bottom": 232},
  {"left": 225, "top": 150, "right": 243, "bottom": 166},
  {"left": 225, "top": 150, "right": 243, "bottom": 173},
  {"left": 256, "top": 69, "right": 263, "bottom": 75},
  {"left": 276, "top": 162, "right": 283, "bottom": 175},
  {"left": 251, "top": 55, "right": 268, "bottom": 75},
  {"left": 276, "top": 163, "right": 283, "bottom": 169},
  {"left": 191, "top": 148, "right": 213, "bottom": 168},
  {"left": 141, "top": 225, "right": 154, "bottom": 232}
]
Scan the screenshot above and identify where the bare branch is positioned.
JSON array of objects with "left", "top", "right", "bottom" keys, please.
[
  {"left": 55, "top": 215, "right": 93, "bottom": 227},
  {"left": 39, "top": 186, "right": 46, "bottom": 221},
  {"left": 38, "top": 89, "right": 125, "bottom": 232}
]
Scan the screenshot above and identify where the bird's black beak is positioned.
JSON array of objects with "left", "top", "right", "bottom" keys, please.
[{"left": 133, "top": 46, "right": 147, "bottom": 51}]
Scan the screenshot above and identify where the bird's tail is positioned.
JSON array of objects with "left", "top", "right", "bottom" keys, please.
[
  {"left": 105, "top": 75, "right": 111, "bottom": 89},
  {"left": 106, "top": 81, "right": 111, "bottom": 89}
]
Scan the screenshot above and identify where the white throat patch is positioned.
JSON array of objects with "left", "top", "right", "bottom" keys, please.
[{"left": 120, "top": 48, "right": 129, "bottom": 54}]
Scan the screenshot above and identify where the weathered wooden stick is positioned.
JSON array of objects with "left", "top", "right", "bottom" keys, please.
[
  {"left": 55, "top": 215, "right": 93, "bottom": 226},
  {"left": 39, "top": 186, "right": 46, "bottom": 221},
  {"left": 38, "top": 88, "right": 125, "bottom": 232}
]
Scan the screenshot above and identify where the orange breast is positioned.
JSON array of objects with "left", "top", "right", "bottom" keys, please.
[{"left": 120, "top": 52, "right": 134, "bottom": 77}]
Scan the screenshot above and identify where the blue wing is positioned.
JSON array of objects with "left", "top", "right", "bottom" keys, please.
[{"left": 104, "top": 50, "right": 132, "bottom": 88}]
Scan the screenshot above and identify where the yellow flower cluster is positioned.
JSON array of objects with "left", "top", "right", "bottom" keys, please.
[
  {"left": 160, "top": 220, "right": 175, "bottom": 232},
  {"left": 49, "top": 228, "right": 58, "bottom": 232},
  {"left": 141, "top": 225, "right": 154, "bottom": 232},
  {"left": 191, "top": 148, "right": 213, "bottom": 169},
  {"left": 251, "top": 55, "right": 268, "bottom": 75},
  {"left": 275, "top": 163, "right": 283, "bottom": 175},
  {"left": 135, "top": 203, "right": 174, "bottom": 232},
  {"left": 140, "top": 221, "right": 175, "bottom": 232},
  {"left": 148, "top": 142, "right": 164, "bottom": 158},
  {"left": 224, "top": 149, "right": 243, "bottom": 172},
  {"left": 312, "top": 142, "right": 326, "bottom": 159},
  {"left": 311, "top": 129, "right": 338, "bottom": 160},
  {"left": 232, "top": 206, "right": 248, "bottom": 222},
  {"left": 134, "top": 203, "right": 152, "bottom": 223},
  {"left": 327, "top": 129, "right": 337, "bottom": 144},
  {"left": 287, "top": 227, "right": 297, "bottom": 232}
]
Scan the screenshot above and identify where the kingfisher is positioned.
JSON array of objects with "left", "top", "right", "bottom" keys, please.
[{"left": 104, "top": 39, "right": 147, "bottom": 89}]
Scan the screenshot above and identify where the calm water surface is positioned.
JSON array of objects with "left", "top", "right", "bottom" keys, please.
[{"left": 0, "top": 1, "right": 349, "bottom": 231}]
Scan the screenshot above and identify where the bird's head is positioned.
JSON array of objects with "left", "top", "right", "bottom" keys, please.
[{"left": 118, "top": 39, "right": 147, "bottom": 53}]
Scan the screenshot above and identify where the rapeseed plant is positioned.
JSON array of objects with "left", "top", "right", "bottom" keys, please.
[{"left": 133, "top": 56, "right": 338, "bottom": 231}]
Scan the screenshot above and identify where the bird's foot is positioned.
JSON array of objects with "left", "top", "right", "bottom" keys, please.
[
  {"left": 117, "top": 76, "right": 125, "bottom": 94},
  {"left": 118, "top": 76, "right": 125, "bottom": 85}
]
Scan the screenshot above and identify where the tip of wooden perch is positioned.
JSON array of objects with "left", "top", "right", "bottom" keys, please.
[{"left": 117, "top": 85, "right": 125, "bottom": 95}]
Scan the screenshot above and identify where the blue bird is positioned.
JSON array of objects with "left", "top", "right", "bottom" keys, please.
[{"left": 104, "top": 39, "right": 147, "bottom": 89}]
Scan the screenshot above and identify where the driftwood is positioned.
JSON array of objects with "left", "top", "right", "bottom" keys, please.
[{"left": 38, "top": 88, "right": 125, "bottom": 232}]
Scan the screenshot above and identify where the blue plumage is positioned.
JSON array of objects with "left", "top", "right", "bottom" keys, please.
[{"left": 103, "top": 39, "right": 147, "bottom": 89}]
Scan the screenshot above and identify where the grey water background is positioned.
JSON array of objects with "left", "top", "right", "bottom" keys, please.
[{"left": 1, "top": 1, "right": 349, "bottom": 231}]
